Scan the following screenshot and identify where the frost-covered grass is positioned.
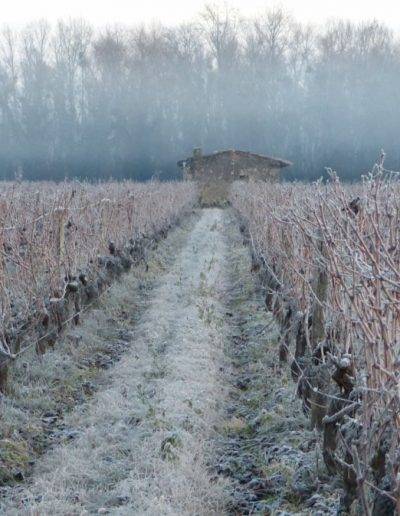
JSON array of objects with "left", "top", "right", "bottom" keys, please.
[
  {"left": 1, "top": 210, "right": 231, "bottom": 515},
  {"left": 0, "top": 214, "right": 193, "bottom": 496}
]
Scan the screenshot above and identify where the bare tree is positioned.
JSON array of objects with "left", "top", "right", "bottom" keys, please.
[{"left": 0, "top": 13, "right": 399, "bottom": 180}]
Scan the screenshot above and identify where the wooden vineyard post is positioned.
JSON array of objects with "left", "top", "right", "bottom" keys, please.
[
  {"left": 127, "top": 193, "right": 135, "bottom": 236},
  {"left": 100, "top": 199, "right": 111, "bottom": 249},
  {"left": 55, "top": 207, "right": 66, "bottom": 265},
  {"left": 311, "top": 236, "right": 328, "bottom": 350},
  {"left": 310, "top": 233, "right": 329, "bottom": 429},
  {"left": 0, "top": 202, "right": 9, "bottom": 393}
]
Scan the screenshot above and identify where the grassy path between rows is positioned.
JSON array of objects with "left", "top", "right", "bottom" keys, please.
[{"left": 1, "top": 208, "right": 339, "bottom": 515}]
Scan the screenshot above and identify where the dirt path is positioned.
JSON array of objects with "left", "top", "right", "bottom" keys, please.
[{"left": 1, "top": 208, "right": 338, "bottom": 515}]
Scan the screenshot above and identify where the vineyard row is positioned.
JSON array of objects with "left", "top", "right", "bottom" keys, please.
[
  {"left": 0, "top": 180, "right": 197, "bottom": 391},
  {"left": 230, "top": 168, "right": 400, "bottom": 514}
]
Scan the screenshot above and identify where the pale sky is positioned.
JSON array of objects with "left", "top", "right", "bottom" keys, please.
[{"left": 1, "top": 0, "right": 400, "bottom": 29}]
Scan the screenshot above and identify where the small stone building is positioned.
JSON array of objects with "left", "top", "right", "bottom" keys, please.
[{"left": 177, "top": 148, "right": 292, "bottom": 205}]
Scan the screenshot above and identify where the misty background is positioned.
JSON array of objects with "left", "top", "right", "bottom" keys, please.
[{"left": 0, "top": 5, "right": 399, "bottom": 181}]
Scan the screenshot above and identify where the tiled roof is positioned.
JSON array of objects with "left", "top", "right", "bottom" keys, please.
[{"left": 178, "top": 150, "right": 292, "bottom": 169}]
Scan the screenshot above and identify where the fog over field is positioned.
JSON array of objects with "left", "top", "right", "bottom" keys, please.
[
  {"left": 1, "top": 5, "right": 400, "bottom": 515},
  {"left": 1, "top": 4, "right": 400, "bottom": 181}
]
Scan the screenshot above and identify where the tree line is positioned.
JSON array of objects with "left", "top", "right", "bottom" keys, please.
[{"left": 0, "top": 5, "right": 399, "bottom": 181}]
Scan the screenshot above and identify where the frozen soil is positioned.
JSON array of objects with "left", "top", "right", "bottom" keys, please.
[{"left": 0, "top": 208, "right": 340, "bottom": 515}]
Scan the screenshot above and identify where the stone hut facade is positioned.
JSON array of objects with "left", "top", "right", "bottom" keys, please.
[
  {"left": 178, "top": 148, "right": 291, "bottom": 182},
  {"left": 177, "top": 148, "right": 292, "bottom": 205}
]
